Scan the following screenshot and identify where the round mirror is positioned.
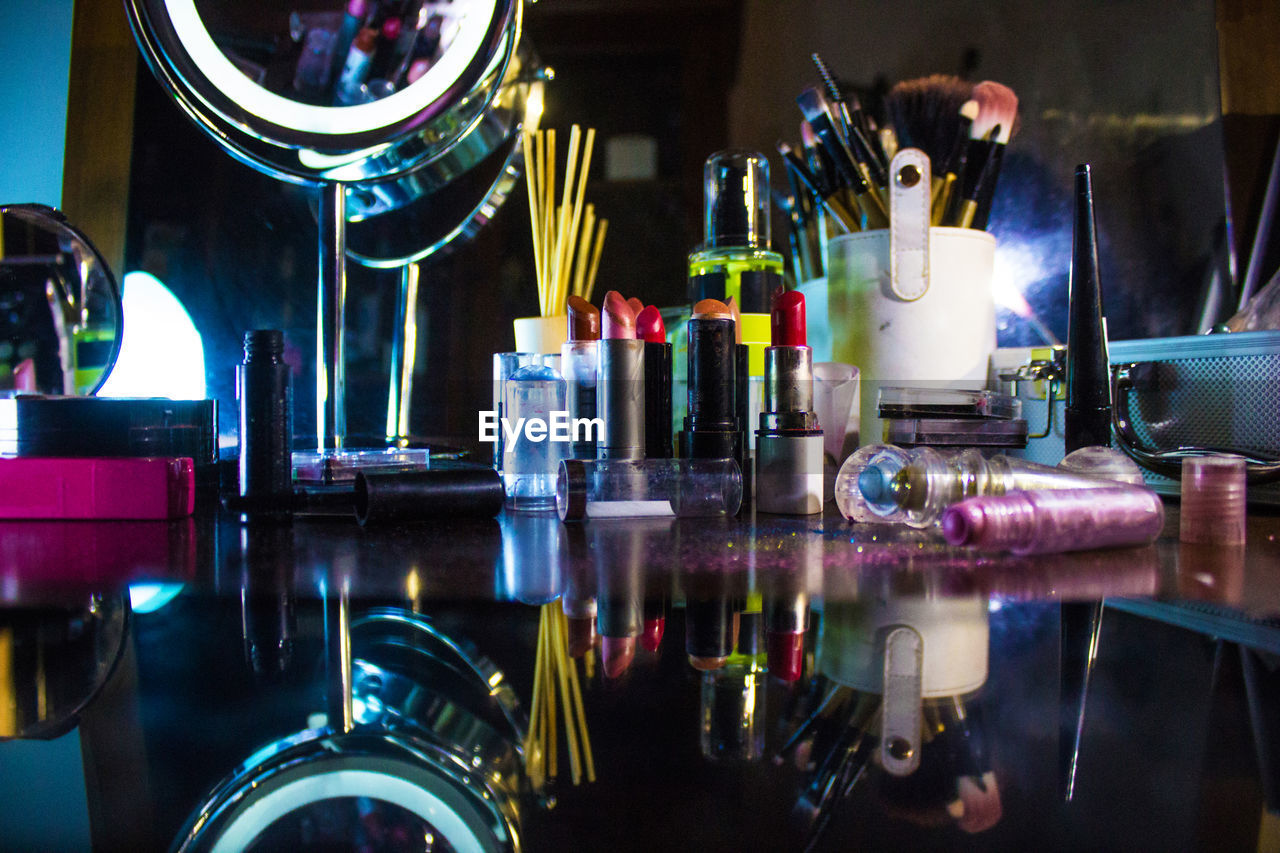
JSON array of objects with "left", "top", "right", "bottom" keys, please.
[
  {"left": 126, "top": 0, "right": 535, "bottom": 454},
  {"left": 0, "top": 205, "right": 123, "bottom": 397},
  {"left": 126, "top": 0, "right": 521, "bottom": 187}
]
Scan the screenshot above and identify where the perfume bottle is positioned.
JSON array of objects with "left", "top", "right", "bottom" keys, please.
[{"left": 834, "top": 444, "right": 1143, "bottom": 528}]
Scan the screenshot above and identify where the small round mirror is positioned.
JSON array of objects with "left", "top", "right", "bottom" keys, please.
[{"left": 0, "top": 205, "right": 123, "bottom": 397}]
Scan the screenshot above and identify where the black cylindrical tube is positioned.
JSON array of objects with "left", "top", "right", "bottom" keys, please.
[
  {"left": 644, "top": 341, "right": 673, "bottom": 458},
  {"left": 237, "top": 330, "right": 293, "bottom": 513},
  {"left": 735, "top": 341, "right": 750, "bottom": 479},
  {"left": 681, "top": 316, "right": 739, "bottom": 460},
  {"left": 355, "top": 467, "right": 504, "bottom": 525},
  {"left": 686, "top": 594, "right": 736, "bottom": 662}
]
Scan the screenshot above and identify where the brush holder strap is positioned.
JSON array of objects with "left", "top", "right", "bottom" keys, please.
[{"left": 889, "top": 148, "right": 932, "bottom": 302}]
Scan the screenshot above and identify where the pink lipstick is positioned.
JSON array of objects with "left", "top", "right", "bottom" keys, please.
[
  {"left": 755, "top": 290, "right": 823, "bottom": 515},
  {"left": 597, "top": 291, "right": 645, "bottom": 459}
]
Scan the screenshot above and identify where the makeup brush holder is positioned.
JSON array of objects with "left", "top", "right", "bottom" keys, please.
[
  {"left": 513, "top": 314, "right": 568, "bottom": 355},
  {"left": 827, "top": 152, "right": 996, "bottom": 447}
]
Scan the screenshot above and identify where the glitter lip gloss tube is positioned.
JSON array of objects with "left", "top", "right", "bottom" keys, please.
[{"left": 940, "top": 486, "right": 1165, "bottom": 555}]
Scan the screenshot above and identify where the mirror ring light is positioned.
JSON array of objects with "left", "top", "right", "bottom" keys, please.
[{"left": 125, "top": 0, "right": 520, "bottom": 186}]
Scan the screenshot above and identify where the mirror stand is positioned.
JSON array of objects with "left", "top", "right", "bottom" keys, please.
[{"left": 385, "top": 262, "right": 421, "bottom": 447}]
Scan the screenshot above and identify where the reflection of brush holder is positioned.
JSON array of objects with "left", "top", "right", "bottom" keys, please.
[
  {"left": 827, "top": 161, "right": 996, "bottom": 447},
  {"left": 818, "top": 592, "right": 989, "bottom": 776},
  {"left": 174, "top": 609, "right": 526, "bottom": 852}
]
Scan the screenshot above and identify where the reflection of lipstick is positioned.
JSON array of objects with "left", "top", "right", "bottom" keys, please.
[
  {"left": 679, "top": 299, "right": 740, "bottom": 462},
  {"left": 755, "top": 290, "right": 823, "bottom": 515},
  {"left": 598, "top": 291, "right": 645, "bottom": 460},
  {"left": 563, "top": 295, "right": 601, "bottom": 460},
  {"left": 637, "top": 305, "right": 673, "bottom": 459},
  {"left": 686, "top": 595, "right": 735, "bottom": 671},
  {"left": 642, "top": 594, "right": 667, "bottom": 652},
  {"left": 765, "top": 576, "right": 809, "bottom": 682},
  {"left": 594, "top": 514, "right": 647, "bottom": 678}
]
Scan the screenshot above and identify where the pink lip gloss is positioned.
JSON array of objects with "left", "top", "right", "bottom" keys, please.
[{"left": 941, "top": 486, "right": 1164, "bottom": 554}]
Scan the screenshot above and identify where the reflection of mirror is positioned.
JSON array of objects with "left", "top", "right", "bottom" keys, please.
[
  {"left": 0, "top": 205, "right": 122, "bottom": 397},
  {"left": 126, "top": 0, "right": 531, "bottom": 457},
  {"left": 0, "top": 596, "right": 130, "bottom": 741},
  {"left": 178, "top": 606, "right": 525, "bottom": 852}
]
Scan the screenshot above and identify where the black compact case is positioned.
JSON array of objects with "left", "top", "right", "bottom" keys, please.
[{"left": 1, "top": 396, "right": 218, "bottom": 483}]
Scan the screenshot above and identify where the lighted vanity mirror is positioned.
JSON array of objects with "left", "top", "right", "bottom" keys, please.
[
  {"left": 0, "top": 205, "right": 123, "bottom": 397},
  {"left": 126, "top": 0, "right": 534, "bottom": 453},
  {"left": 126, "top": 0, "right": 521, "bottom": 186}
]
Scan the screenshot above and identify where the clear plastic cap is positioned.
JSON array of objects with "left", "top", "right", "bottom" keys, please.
[{"left": 703, "top": 150, "right": 771, "bottom": 250}]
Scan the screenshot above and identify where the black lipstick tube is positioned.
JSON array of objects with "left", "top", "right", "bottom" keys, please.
[
  {"left": 680, "top": 316, "right": 740, "bottom": 461},
  {"left": 644, "top": 340, "right": 673, "bottom": 459}
]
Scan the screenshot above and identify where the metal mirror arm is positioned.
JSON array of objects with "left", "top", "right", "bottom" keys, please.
[{"left": 318, "top": 183, "right": 348, "bottom": 452}]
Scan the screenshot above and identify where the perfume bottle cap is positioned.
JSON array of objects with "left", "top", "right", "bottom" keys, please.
[{"left": 703, "top": 150, "right": 771, "bottom": 250}]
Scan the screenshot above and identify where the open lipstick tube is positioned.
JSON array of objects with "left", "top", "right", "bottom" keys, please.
[
  {"left": 598, "top": 292, "right": 646, "bottom": 460},
  {"left": 755, "top": 290, "right": 823, "bottom": 514},
  {"left": 562, "top": 295, "right": 601, "bottom": 460},
  {"left": 679, "top": 299, "right": 740, "bottom": 461}
]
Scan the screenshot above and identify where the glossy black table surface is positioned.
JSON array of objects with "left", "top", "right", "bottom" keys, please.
[{"left": 2, "top": 497, "right": 1279, "bottom": 852}]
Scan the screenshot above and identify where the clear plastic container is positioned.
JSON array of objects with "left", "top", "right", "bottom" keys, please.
[
  {"left": 834, "top": 444, "right": 1139, "bottom": 528},
  {"left": 503, "top": 363, "right": 569, "bottom": 510},
  {"left": 556, "top": 458, "right": 741, "bottom": 521}
]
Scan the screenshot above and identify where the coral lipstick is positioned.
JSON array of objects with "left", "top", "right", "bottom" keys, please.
[
  {"left": 755, "top": 289, "right": 823, "bottom": 515},
  {"left": 626, "top": 296, "right": 645, "bottom": 318},
  {"left": 598, "top": 291, "right": 645, "bottom": 459},
  {"left": 637, "top": 305, "right": 674, "bottom": 459},
  {"left": 680, "top": 299, "right": 741, "bottom": 463}
]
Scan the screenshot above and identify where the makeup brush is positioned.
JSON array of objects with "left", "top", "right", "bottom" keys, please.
[
  {"left": 883, "top": 74, "right": 975, "bottom": 169},
  {"left": 933, "top": 99, "right": 979, "bottom": 225},
  {"left": 968, "top": 81, "right": 1019, "bottom": 230},
  {"left": 809, "top": 55, "right": 888, "bottom": 184},
  {"left": 796, "top": 88, "right": 889, "bottom": 227},
  {"left": 777, "top": 141, "right": 857, "bottom": 233},
  {"left": 952, "top": 125, "right": 1001, "bottom": 229}
]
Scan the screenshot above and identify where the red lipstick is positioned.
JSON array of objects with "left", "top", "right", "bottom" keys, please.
[
  {"left": 598, "top": 290, "right": 645, "bottom": 459},
  {"left": 641, "top": 617, "right": 666, "bottom": 652},
  {"left": 755, "top": 289, "right": 823, "bottom": 515},
  {"left": 636, "top": 305, "right": 665, "bottom": 344},
  {"left": 771, "top": 289, "right": 807, "bottom": 347}
]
